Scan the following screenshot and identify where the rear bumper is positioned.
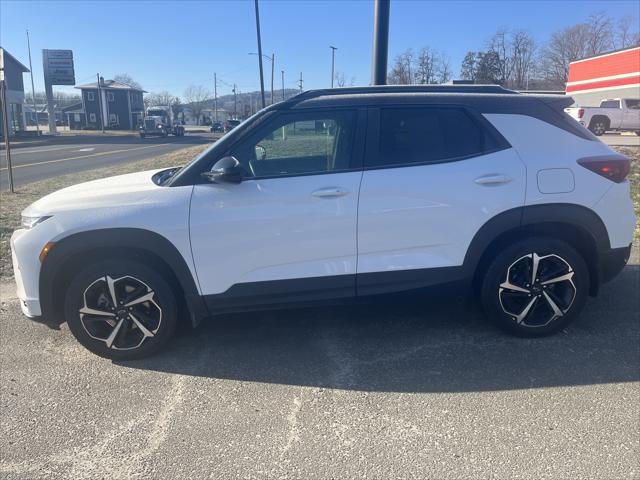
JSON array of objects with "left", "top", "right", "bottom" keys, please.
[{"left": 599, "top": 244, "right": 632, "bottom": 284}]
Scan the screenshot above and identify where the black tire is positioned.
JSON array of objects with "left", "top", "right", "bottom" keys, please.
[
  {"left": 588, "top": 117, "right": 608, "bottom": 136},
  {"left": 480, "top": 237, "right": 589, "bottom": 337},
  {"left": 64, "top": 259, "right": 178, "bottom": 360}
]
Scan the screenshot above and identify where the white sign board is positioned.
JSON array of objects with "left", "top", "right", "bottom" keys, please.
[{"left": 43, "top": 49, "right": 75, "bottom": 85}]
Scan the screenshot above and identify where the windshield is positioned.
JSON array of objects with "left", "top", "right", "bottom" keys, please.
[{"left": 147, "top": 110, "right": 166, "bottom": 117}]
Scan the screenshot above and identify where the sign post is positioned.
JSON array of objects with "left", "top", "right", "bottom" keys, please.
[{"left": 42, "top": 49, "right": 75, "bottom": 135}]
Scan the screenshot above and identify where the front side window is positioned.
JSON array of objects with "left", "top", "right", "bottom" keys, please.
[
  {"left": 87, "top": 92, "right": 95, "bottom": 101},
  {"left": 369, "top": 107, "right": 496, "bottom": 168},
  {"left": 230, "top": 110, "right": 356, "bottom": 178}
]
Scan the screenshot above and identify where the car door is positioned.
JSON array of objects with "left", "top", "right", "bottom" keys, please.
[
  {"left": 189, "top": 108, "right": 365, "bottom": 309},
  {"left": 356, "top": 105, "right": 526, "bottom": 295},
  {"left": 622, "top": 99, "right": 640, "bottom": 129}
]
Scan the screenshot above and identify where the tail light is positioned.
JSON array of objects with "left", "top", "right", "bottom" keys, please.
[
  {"left": 577, "top": 108, "right": 585, "bottom": 119},
  {"left": 577, "top": 155, "right": 630, "bottom": 183}
]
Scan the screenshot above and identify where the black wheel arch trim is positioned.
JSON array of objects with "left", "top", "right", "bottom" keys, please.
[
  {"left": 463, "top": 203, "right": 611, "bottom": 294},
  {"left": 39, "top": 228, "right": 208, "bottom": 326}
]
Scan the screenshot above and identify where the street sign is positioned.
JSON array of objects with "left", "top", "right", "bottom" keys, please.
[{"left": 43, "top": 49, "right": 75, "bottom": 85}]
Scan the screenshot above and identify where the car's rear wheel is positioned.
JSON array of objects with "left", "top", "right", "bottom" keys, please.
[
  {"left": 64, "top": 259, "right": 178, "bottom": 359},
  {"left": 481, "top": 237, "right": 589, "bottom": 337}
]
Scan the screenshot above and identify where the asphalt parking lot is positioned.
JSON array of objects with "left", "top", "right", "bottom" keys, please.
[{"left": 1, "top": 250, "right": 638, "bottom": 479}]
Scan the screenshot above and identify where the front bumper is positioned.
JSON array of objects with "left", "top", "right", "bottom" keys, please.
[
  {"left": 599, "top": 243, "right": 632, "bottom": 284},
  {"left": 10, "top": 229, "right": 43, "bottom": 317}
]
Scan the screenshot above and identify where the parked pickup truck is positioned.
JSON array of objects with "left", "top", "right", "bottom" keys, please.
[{"left": 565, "top": 98, "right": 640, "bottom": 136}]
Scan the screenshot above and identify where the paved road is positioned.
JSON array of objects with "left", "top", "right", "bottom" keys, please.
[
  {"left": 0, "top": 134, "right": 215, "bottom": 190},
  {"left": 1, "top": 250, "right": 638, "bottom": 479}
]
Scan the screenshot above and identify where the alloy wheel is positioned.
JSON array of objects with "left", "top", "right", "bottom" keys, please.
[
  {"left": 79, "top": 275, "right": 162, "bottom": 350},
  {"left": 498, "top": 253, "right": 576, "bottom": 328},
  {"left": 592, "top": 122, "right": 606, "bottom": 135}
]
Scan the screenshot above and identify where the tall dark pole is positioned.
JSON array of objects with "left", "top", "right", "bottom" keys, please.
[
  {"left": 270, "top": 53, "right": 275, "bottom": 105},
  {"left": 281, "top": 70, "right": 285, "bottom": 100},
  {"left": 26, "top": 30, "right": 39, "bottom": 136},
  {"left": 254, "top": 0, "right": 266, "bottom": 109},
  {"left": 330, "top": 46, "right": 337, "bottom": 88},
  {"left": 96, "top": 73, "right": 105, "bottom": 133},
  {"left": 233, "top": 84, "right": 237, "bottom": 118},
  {"left": 1, "top": 78, "right": 15, "bottom": 192},
  {"left": 371, "top": 0, "right": 390, "bottom": 85},
  {"left": 213, "top": 73, "right": 218, "bottom": 122}
]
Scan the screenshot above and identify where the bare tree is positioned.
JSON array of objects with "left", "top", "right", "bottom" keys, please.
[
  {"left": 585, "top": 11, "right": 614, "bottom": 56},
  {"left": 511, "top": 30, "right": 536, "bottom": 89},
  {"left": 388, "top": 49, "right": 414, "bottom": 85},
  {"left": 488, "top": 28, "right": 514, "bottom": 86},
  {"left": 438, "top": 55, "right": 452, "bottom": 84},
  {"left": 539, "top": 23, "right": 590, "bottom": 86},
  {"left": 146, "top": 91, "right": 177, "bottom": 107},
  {"left": 616, "top": 15, "right": 640, "bottom": 49},
  {"left": 183, "top": 85, "right": 211, "bottom": 125},
  {"left": 334, "top": 71, "right": 355, "bottom": 87},
  {"left": 414, "top": 47, "right": 440, "bottom": 84},
  {"left": 113, "top": 73, "right": 142, "bottom": 90}
]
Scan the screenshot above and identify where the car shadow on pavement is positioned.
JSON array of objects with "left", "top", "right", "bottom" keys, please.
[{"left": 118, "top": 265, "right": 640, "bottom": 393}]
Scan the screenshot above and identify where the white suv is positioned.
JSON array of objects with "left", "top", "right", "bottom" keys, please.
[{"left": 11, "top": 86, "right": 636, "bottom": 359}]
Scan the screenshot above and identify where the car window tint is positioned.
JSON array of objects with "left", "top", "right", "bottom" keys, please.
[
  {"left": 600, "top": 100, "right": 620, "bottom": 108},
  {"left": 231, "top": 110, "right": 356, "bottom": 178},
  {"left": 370, "top": 107, "right": 490, "bottom": 168},
  {"left": 626, "top": 99, "right": 639, "bottom": 109}
]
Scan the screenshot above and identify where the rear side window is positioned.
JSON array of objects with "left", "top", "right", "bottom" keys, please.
[
  {"left": 626, "top": 99, "right": 639, "bottom": 110},
  {"left": 369, "top": 107, "right": 501, "bottom": 168},
  {"left": 600, "top": 100, "right": 620, "bottom": 108}
]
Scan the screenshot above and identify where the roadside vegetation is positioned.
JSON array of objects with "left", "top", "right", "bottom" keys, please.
[{"left": 0, "top": 145, "right": 638, "bottom": 282}]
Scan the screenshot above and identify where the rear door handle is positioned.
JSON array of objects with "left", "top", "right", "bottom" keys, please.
[
  {"left": 474, "top": 174, "right": 512, "bottom": 186},
  {"left": 312, "top": 187, "right": 350, "bottom": 198}
]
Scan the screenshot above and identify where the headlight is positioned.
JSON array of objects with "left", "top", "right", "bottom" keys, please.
[{"left": 21, "top": 215, "right": 52, "bottom": 229}]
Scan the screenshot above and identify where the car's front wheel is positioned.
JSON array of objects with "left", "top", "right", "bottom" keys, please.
[
  {"left": 481, "top": 237, "right": 589, "bottom": 337},
  {"left": 64, "top": 259, "right": 178, "bottom": 359}
]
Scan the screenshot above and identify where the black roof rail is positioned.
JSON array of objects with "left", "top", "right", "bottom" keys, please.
[{"left": 285, "top": 84, "right": 519, "bottom": 104}]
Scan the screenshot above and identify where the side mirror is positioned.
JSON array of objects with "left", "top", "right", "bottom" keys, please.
[
  {"left": 255, "top": 144, "right": 266, "bottom": 161},
  {"left": 202, "top": 156, "right": 244, "bottom": 184}
]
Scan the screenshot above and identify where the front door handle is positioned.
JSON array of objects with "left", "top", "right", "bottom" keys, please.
[
  {"left": 312, "top": 187, "right": 350, "bottom": 198},
  {"left": 474, "top": 174, "right": 512, "bottom": 186}
]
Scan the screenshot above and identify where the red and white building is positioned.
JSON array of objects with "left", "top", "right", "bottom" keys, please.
[{"left": 566, "top": 46, "right": 640, "bottom": 106}]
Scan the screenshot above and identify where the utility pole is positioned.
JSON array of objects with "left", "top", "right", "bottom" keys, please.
[
  {"left": 233, "top": 84, "right": 237, "bottom": 118},
  {"left": 371, "top": 0, "right": 390, "bottom": 85},
  {"left": 26, "top": 30, "right": 39, "bottom": 136},
  {"left": 214, "top": 73, "right": 218, "bottom": 122},
  {"left": 0, "top": 72, "right": 15, "bottom": 192},
  {"left": 96, "top": 73, "right": 105, "bottom": 133},
  {"left": 330, "top": 45, "right": 337, "bottom": 88},
  {"left": 254, "top": 0, "right": 266, "bottom": 109},
  {"left": 298, "top": 72, "right": 303, "bottom": 92},
  {"left": 270, "top": 53, "right": 274, "bottom": 105},
  {"left": 281, "top": 70, "right": 285, "bottom": 100}
]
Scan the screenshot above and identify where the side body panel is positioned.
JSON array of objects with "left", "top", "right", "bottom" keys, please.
[
  {"left": 357, "top": 147, "right": 526, "bottom": 275},
  {"left": 189, "top": 172, "right": 362, "bottom": 296}
]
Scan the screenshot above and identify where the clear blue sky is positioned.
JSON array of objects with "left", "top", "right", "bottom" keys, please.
[{"left": 1, "top": 0, "right": 638, "bottom": 98}]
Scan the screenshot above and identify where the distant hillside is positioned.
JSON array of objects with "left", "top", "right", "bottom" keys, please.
[{"left": 204, "top": 89, "right": 301, "bottom": 113}]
